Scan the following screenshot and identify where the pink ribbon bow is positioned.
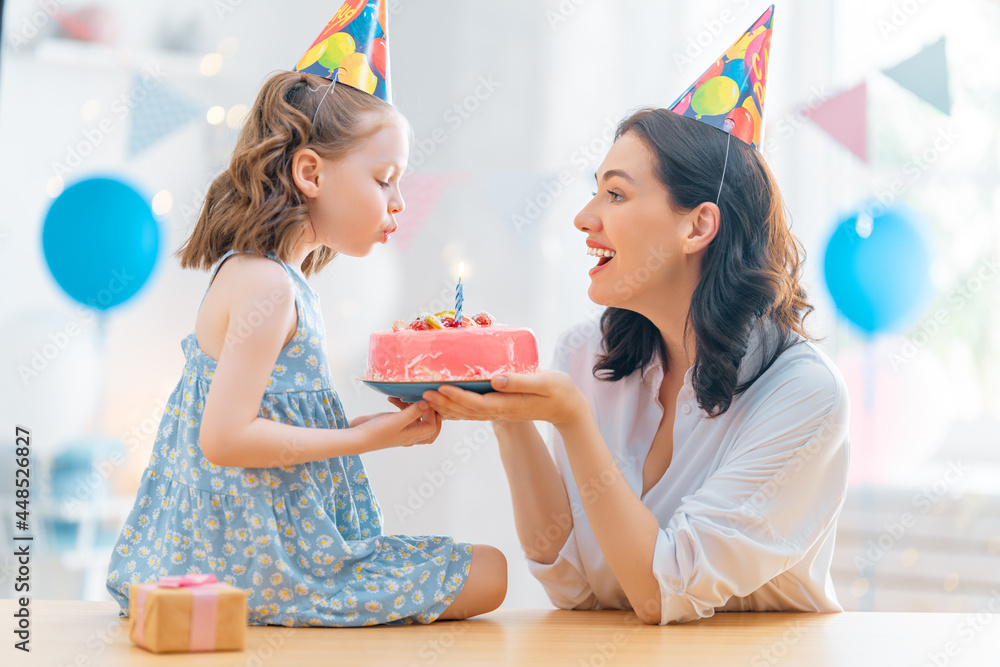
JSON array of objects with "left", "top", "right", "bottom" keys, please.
[
  {"left": 135, "top": 574, "right": 223, "bottom": 651},
  {"left": 157, "top": 573, "right": 219, "bottom": 588}
]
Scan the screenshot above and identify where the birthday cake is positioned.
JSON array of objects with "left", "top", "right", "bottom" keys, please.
[{"left": 366, "top": 310, "right": 539, "bottom": 383}]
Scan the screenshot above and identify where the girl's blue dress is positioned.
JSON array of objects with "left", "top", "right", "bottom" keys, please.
[{"left": 106, "top": 249, "right": 473, "bottom": 626}]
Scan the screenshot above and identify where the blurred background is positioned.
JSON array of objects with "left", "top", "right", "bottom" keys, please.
[{"left": 0, "top": 0, "right": 998, "bottom": 613}]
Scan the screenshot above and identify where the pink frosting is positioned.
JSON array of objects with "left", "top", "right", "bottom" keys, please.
[{"left": 366, "top": 326, "right": 539, "bottom": 382}]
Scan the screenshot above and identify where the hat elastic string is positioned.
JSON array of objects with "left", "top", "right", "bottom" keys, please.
[
  {"left": 310, "top": 80, "right": 336, "bottom": 127},
  {"left": 715, "top": 130, "right": 732, "bottom": 206}
]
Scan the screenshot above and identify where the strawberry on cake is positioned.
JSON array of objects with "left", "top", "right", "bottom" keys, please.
[{"left": 366, "top": 310, "right": 539, "bottom": 383}]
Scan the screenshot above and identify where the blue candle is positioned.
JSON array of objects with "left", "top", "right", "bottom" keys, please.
[{"left": 455, "top": 263, "right": 464, "bottom": 327}]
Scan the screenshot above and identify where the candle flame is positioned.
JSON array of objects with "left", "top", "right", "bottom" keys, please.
[{"left": 458, "top": 262, "right": 465, "bottom": 280}]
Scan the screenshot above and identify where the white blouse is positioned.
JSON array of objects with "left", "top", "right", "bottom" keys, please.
[{"left": 526, "top": 318, "right": 851, "bottom": 624}]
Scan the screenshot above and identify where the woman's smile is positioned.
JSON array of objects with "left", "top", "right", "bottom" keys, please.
[{"left": 586, "top": 240, "right": 617, "bottom": 276}]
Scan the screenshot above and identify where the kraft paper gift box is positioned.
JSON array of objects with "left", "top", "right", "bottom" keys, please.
[{"left": 128, "top": 573, "right": 247, "bottom": 653}]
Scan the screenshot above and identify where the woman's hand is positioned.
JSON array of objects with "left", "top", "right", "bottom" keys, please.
[
  {"left": 348, "top": 398, "right": 443, "bottom": 450},
  {"left": 422, "top": 371, "right": 588, "bottom": 430}
]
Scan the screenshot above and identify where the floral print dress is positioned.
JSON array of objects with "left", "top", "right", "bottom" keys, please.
[{"left": 106, "top": 249, "right": 472, "bottom": 626}]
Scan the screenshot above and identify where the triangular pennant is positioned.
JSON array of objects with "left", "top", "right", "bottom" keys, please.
[
  {"left": 803, "top": 82, "right": 868, "bottom": 162},
  {"left": 881, "top": 37, "right": 950, "bottom": 115},
  {"left": 393, "top": 172, "right": 468, "bottom": 251},
  {"left": 126, "top": 73, "right": 202, "bottom": 158}
]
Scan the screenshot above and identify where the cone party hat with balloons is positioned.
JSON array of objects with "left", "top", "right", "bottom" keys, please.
[
  {"left": 293, "top": 0, "right": 390, "bottom": 103},
  {"left": 669, "top": 5, "right": 774, "bottom": 151}
]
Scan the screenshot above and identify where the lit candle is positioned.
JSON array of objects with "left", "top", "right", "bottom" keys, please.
[{"left": 455, "top": 262, "right": 464, "bottom": 328}]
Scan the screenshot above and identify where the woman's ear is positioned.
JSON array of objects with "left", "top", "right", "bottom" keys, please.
[
  {"left": 292, "top": 148, "right": 323, "bottom": 199},
  {"left": 683, "top": 202, "right": 721, "bottom": 254}
]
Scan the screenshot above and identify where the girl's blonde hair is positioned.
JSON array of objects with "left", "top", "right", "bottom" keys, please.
[{"left": 175, "top": 70, "right": 404, "bottom": 277}]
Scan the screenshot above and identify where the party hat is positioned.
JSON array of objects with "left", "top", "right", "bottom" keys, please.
[
  {"left": 669, "top": 5, "right": 774, "bottom": 151},
  {"left": 293, "top": 0, "right": 390, "bottom": 103}
]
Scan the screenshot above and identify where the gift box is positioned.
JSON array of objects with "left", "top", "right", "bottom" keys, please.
[{"left": 128, "top": 573, "right": 247, "bottom": 653}]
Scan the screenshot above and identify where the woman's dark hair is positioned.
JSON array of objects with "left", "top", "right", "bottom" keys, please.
[{"left": 593, "top": 107, "right": 817, "bottom": 417}]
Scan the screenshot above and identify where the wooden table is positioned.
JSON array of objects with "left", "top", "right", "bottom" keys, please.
[{"left": 3, "top": 600, "right": 999, "bottom": 666}]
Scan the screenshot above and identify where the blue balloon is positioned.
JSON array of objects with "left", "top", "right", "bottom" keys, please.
[
  {"left": 722, "top": 58, "right": 746, "bottom": 84},
  {"left": 42, "top": 177, "right": 160, "bottom": 310},
  {"left": 345, "top": 4, "right": 378, "bottom": 54},
  {"left": 823, "top": 204, "right": 934, "bottom": 335}
]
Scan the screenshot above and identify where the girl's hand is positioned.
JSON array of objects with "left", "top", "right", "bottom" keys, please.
[
  {"left": 422, "top": 371, "right": 588, "bottom": 430},
  {"left": 348, "top": 399, "right": 443, "bottom": 450},
  {"left": 347, "top": 397, "right": 413, "bottom": 427}
]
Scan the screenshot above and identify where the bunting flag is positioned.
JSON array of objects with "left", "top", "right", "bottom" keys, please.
[
  {"left": 881, "top": 37, "right": 951, "bottom": 115},
  {"left": 126, "top": 73, "right": 202, "bottom": 158},
  {"left": 803, "top": 82, "right": 868, "bottom": 162},
  {"left": 393, "top": 172, "right": 469, "bottom": 251}
]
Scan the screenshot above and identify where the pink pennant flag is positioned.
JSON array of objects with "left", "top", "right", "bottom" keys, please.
[{"left": 803, "top": 82, "right": 868, "bottom": 162}]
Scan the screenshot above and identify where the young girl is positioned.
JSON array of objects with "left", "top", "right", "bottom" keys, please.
[{"left": 105, "top": 69, "right": 506, "bottom": 626}]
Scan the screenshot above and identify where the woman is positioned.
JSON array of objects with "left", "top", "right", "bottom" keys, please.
[{"left": 422, "top": 107, "right": 850, "bottom": 625}]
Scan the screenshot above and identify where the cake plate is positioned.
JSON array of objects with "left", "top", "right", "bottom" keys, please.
[{"left": 362, "top": 380, "right": 495, "bottom": 403}]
